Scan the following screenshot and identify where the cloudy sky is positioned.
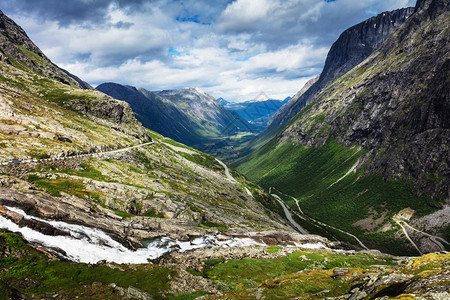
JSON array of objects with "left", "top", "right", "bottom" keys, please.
[{"left": 1, "top": 0, "right": 415, "bottom": 101}]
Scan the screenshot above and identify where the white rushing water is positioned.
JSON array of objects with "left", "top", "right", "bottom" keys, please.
[
  {"left": 0, "top": 206, "right": 329, "bottom": 264},
  {"left": 289, "top": 242, "right": 328, "bottom": 249},
  {"left": 0, "top": 207, "right": 268, "bottom": 264}
]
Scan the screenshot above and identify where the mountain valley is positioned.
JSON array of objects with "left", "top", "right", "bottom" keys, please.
[
  {"left": 96, "top": 83, "right": 255, "bottom": 161},
  {"left": 236, "top": 0, "right": 449, "bottom": 256},
  {"left": 0, "top": 0, "right": 449, "bottom": 298},
  {"left": 224, "top": 97, "right": 290, "bottom": 133}
]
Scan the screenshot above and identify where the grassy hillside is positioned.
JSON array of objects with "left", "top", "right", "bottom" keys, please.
[
  {"left": 237, "top": 0, "right": 449, "bottom": 254},
  {"left": 238, "top": 139, "right": 439, "bottom": 255},
  {"left": 0, "top": 56, "right": 291, "bottom": 244}
]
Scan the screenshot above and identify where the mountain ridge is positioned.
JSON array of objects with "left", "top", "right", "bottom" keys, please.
[
  {"left": 0, "top": 10, "right": 91, "bottom": 89},
  {"left": 237, "top": 0, "right": 449, "bottom": 254},
  {"left": 97, "top": 83, "right": 254, "bottom": 156},
  {"left": 266, "top": 6, "right": 415, "bottom": 134}
]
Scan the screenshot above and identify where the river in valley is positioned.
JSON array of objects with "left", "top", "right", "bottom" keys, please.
[{"left": 0, "top": 206, "right": 328, "bottom": 264}]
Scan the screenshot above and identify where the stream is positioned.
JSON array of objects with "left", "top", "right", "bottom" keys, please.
[
  {"left": 0, "top": 206, "right": 328, "bottom": 264},
  {"left": 0, "top": 206, "right": 265, "bottom": 264}
]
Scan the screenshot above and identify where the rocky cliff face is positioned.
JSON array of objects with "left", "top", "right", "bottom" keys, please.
[
  {"left": 267, "top": 7, "right": 414, "bottom": 133},
  {"left": 237, "top": 0, "right": 449, "bottom": 254},
  {"left": 0, "top": 10, "right": 91, "bottom": 89},
  {"left": 280, "top": 0, "right": 449, "bottom": 202}
]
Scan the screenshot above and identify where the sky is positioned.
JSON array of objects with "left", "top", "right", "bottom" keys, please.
[{"left": 1, "top": 0, "right": 415, "bottom": 101}]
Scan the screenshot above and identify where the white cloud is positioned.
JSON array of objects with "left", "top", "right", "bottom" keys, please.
[
  {"left": 2, "top": 0, "right": 416, "bottom": 102},
  {"left": 60, "top": 42, "right": 326, "bottom": 101},
  {"left": 216, "top": 0, "right": 275, "bottom": 32},
  {"left": 241, "top": 43, "right": 328, "bottom": 74}
]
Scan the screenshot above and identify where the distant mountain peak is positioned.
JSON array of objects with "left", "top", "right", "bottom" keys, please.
[
  {"left": 282, "top": 96, "right": 292, "bottom": 103},
  {"left": 253, "top": 92, "right": 271, "bottom": 102},
  {"left": 217, "top": 97, "right": 229, "bottom": 105}
]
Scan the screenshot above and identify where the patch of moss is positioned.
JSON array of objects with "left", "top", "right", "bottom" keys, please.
[
  {"left": 0, "top": 232, "right": 175, "bottom": 299},
  {"left": 114, "top": 210, "right": 134, "bottom": 219},
  {"left": 143, "top": 209, "right": 165, "bottom": 218},
  {"left": 167, "top": 291, "right": 209, "bottom": 299},
  {"left": 200, "top": 220, "right": 227, "bottom": 232},
  {"left": 205, "top": 250, "right": 395, "bottom": 292},
  {"left": 266, "top": 245, "right": 282, "bottom": 253},
  {"left": 28, "top": 175, "right": 88, "bottom": 198},
  {"left": 177, "top": 152, "right": 223, "bottom": 171},
  {"left": 62, "top": 163, "right": 108, "bottom": 181}
]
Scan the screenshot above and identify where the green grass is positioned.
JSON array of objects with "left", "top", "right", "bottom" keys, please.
[
  {"left": 205, "top": 250, "right": 395, "bottom": 291},
  {"left": 17, "top": 45, "right": 48, "bottom": 67},
  {"left": 239, "top": 139, "right": 363, "bottom": 196},
  {"left": 0, "top": 71, "right": 28, "bottom": 90},
  {"left": 39, "top": 85, "right": 95, "bottom": 106},
  {"left": 27, "top": 174, "right": 100, "bottom": 201},
  {"left": 266, "top": 245, "right": 282, "bottom": 253},
  {"left": 200, "top": 220, "right": 227, "bottom": 232},
  {"left": 114, "top": 210, "right": 134, "bottom": 219},
  {"left": 134, "top": 149, "right": 154, "bottom": 169},
  {"left": 0, "top": 232, "right": 175, "bottom": 299},
  {"left": 238, "top": 139, "right": 437, "bottom": 255},
  {"left": 177, "top": 152, "right": 223, "bottom": 171},
  {"left": 215, "top": 252, "right": 450, "bottom": 299},
  {"left": 143, "top": 209, "right": 165, "bottom": 218},
  {"left": 62, "top": 163, "right": 108, "bottom": 181},
  {"left": 167, "top": 291, "right": 209, "bottom": 299}
]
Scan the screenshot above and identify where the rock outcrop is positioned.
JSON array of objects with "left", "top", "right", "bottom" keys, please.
[
  {"left": 267, "top": 7, "right": 414, "bottom": 133},
  {"left": 280, "top": 0, "right": 449, "bottom": 202},
  {"left": 0, "top": 10, "right": 91, "bottom": 89}
]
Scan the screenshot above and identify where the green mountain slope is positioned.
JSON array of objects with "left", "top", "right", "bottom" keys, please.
[
  {"left": 237, "top": 0, "right": 449, "bottom": 255},
  {"left": 0, "top": 10, "right": 91, "bottom": 89},
  {"left": 0, "top": 9, "right": 295, "bottom": 248},
  {"left": 96, "top": 83, "right": 254, "bottom": 155}
]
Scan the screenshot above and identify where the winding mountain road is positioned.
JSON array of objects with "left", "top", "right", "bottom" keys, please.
[
  {"left": 270, "top": 187, "right": 369, "bottom": 250},
  {"left": 271, "top": 194, "right": 308, "bottom": 234},
  {"left": 0, "top": 142, "right": 155, "bottom": 165},
  {"left": 394, "top": 217, "right": 449, "bottom": 252},
  {"left": 394, "top": 219, "right": 423, "bottom": 255},
  {"left": 216, "top": 159, "right": 236, "bottom": 182}
]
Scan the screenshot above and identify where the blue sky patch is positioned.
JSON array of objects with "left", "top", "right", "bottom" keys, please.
[{"left": 168, "top": 47, "right": 182, "bottom": 56}]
